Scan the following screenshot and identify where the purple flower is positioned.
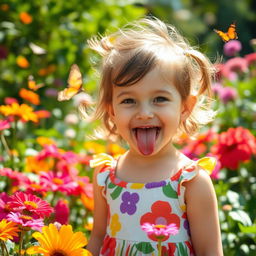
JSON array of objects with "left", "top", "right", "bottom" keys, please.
[
  {"left": 224, "top": 40, "right": 242, "bottom": 56},
  {"left": 120, "top": 192, "right": 139, "bottom": 215}
]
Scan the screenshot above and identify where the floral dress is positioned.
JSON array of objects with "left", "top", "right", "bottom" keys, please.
[{"left": 90, "top": 154, "right": 216, "bottom": 256}]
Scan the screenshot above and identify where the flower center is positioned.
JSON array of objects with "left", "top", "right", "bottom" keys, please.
[
  {"left": 154, "top": 224, "right": 166, "bottom": 229},
  {"left": 24, "top": 200, "right": 38, "bottom": 209},
  {"left": 20, "top": 215, "right": 33, "bottom": 220},
  {"left": 53, "top": 178, "right": 64, "bottom": 185},
  {"left": 51, "top": 250, "right": 68, "bottom": 256}
]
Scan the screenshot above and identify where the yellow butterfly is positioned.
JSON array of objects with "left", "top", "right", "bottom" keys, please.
[
  {"left": 58, "top": 64, "right": 83, "bottom": 101},
  {"left": 28, "top": 75, "right": 45, "bottom": 91},
  {"left": 214, "top": 22, "right": 238, "bottom": 43}
]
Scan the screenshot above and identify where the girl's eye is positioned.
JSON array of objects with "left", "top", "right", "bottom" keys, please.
[
  {"left": 121, "top": 98, "right": 135, "bottom": 104},
  {"left": 154, "top": 96, "right": 169, "bottom": 103}
]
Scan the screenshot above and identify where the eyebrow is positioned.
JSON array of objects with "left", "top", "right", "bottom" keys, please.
[{"left": 116, "top": 89, "right": 174, "bottom": 99}]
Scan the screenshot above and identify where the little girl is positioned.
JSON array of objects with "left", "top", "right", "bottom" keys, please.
[{"left": 86, "top": 17, "right": 223, "bottom": 256}]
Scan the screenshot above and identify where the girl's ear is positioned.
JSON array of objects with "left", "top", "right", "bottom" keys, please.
[{"left": 181, "top": 95, "right": 197, "bottom": 121}]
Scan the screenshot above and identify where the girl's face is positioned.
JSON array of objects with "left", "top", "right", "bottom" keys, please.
[{"left": 110, "top": 68, "right": 188, "bottom": 157}]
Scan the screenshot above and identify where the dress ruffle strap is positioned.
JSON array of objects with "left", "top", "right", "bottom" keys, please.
[
  {"left": 89, "top": 153, "right": 116, "bottom": 168},
  {"left": 90, "top": 153, "right": 116, "bottom": 187},
  {"left": 177, "top": 157, "right": 216, "bottom": 212}
]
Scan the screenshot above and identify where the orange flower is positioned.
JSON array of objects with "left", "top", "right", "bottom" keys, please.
[
  {"left": 107, "top": 143, "right": 126, "bottom": 157},
  {"left": 81, "top": 193, "right": 94, "bottom": 211},
  {"left": 35, "top": 110, "right": 51, "bottom": 119},
  {"left": 0, "top": 219, "right": 20, "bottom": 241},
  {"left": 36, "top": 136, "right": 56, "bottom": 146},
  {"left": 16, "top": 55, "right": 30, "bottom": 68},
  {"left": 38, "top": 64, "right": 56, "bottom": 76},
  {"left": 19, "top": 12, "right": 33, "bottom": 24},
  {"left": 19, "top": 88, "right": 40, "bottom": 105},
  {"left": 0, "top": 103, "right": 38, "bottom": 122},
  {"left": 25, "top": 155, "right": 54, "bottom": 174}
]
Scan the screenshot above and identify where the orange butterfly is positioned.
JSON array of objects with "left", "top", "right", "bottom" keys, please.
[
  {"left": 58, "top": 64, "right": 83, "bottom": 101},
  {"left": 28, "top": 75, "right": 45, "bottom": 91},
  {"left": 214, "top": 22, "right": 238, "bottom": 42}
]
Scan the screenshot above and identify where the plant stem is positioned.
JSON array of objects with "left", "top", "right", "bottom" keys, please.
[
  {"left": 157, "top": 240, "right": 162, "bottom": 256},
  {"left": 0, "top": 132, "right": 11, "bottom": 159},
  {"left": 18, "top": 230, "right": 25, "bottom": 256}
]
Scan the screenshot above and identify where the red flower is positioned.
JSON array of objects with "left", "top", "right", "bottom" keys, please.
[
  {"left": 245, "top": 52, "right": 256, "bottom": 66},
  {"left": 8, "top": 191, "right": 53, "bottom": 218},
  {"left": 211, "top": 127, "right": 256, "bottom": 169},
  {"left": 140, "top": 201, "right": 180, "bottom": 242},
  {"left": 54, "top": 199, "right": 69, "bottom": 224},
  {"left": 100, "top": 235, "right": 116, "bottom": 256}
]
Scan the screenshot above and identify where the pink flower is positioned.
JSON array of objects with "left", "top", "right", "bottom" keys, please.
[
  {"left": 8, "top": 191, "right": 53, "bottom": 218},
  {"left": 0, "top": 192, "right": 11, "bottom": 220},
  {"left": 219, "top": 86, "right": 237, "bottom": 104},
  {"left": 36, "top": 144, "right": 62, "bottom": 160},
  {"left": 54, "top": 199, "right": 69, "bottom": 224},
  {"left": 223, "top": 40, "right": 242, "bottom": 56},
  {"left": 39, "top": 171, "right": 77, "bottom": 195},
  {"left": 222, "top": 57, "right": 248, "bottom": 81},
  {"left": 4, "top": 97, "right": 18, "bottom": 105},
  {"left": 141, "top": 223, "right": 178, "bottom": 240},
  {"left": 0, "top": 119, "right": 11, "bottom": 131},
  {"left": 0, "top": 168, "right": 30, "bottom": 186},
  {"left": 244, "top": 52, "right": 256, "bottom": 66},
  {"left": 7, "top": 212, "right": 44, "bottom": 231}
]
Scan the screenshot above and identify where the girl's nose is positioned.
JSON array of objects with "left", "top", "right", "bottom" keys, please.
[{"left": 136, "top": 105, "right": 154, "bottom": 120}]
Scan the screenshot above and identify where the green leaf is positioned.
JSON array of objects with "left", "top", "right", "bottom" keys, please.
[
  {"left": 108, "top": 182, "right": 116, "bottom": 189},
  {"left": 177, "top": 242, "right": 189, "bottom": 256},
  {"left": 229, "top": 210, "right": 252, "bottom": 226},
  {"left": 110, "top": 186, "right": 123, "bottom": 200},
  {"left": 135, "top": 242, "right": 155, "bottom": 254},
  {"left": 238, "top": 223, "right": 256, "bottom": 234},
  {"left": 162, "top": 182, "right": 178, "bottom": 198}
]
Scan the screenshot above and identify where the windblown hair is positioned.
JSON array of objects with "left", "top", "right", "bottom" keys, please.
[{"left": 84, "top": 17, "right": 216, "bottom": 140}]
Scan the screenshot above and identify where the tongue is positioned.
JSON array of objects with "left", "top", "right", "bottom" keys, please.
[{"left": 136, "top": 128, "right": 158, "bottom": 155}]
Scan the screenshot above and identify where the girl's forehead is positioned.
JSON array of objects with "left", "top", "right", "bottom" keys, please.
[{"left": 112, "top": 68, "right": 180, "bottom": 96}]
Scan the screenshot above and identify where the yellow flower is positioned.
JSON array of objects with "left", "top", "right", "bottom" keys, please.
[
  {"left": 0, "top": 219, "right": 20, "bottom": 242},
  {"left": 16, "top": 55, "right": 30, "bottom": 68},
  {"left": 26, "top": 223, "right": 91, "bottom": 256},
  {"left": 107, "top": 143, "right": 126, "bottom": 158},
  {"left": 0, "top": 103, "right": 38, "bottom": 122},
  {"left": 84, "top": 141, "right": 106, "bottom": 154},
  {"left": 110, "top": 213, "right": 121, "bottom": 237},
  {"left": 19, "top": 88, "right": 40, "bottom": 105}
]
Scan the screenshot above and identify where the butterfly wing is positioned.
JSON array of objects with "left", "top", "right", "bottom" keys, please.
[
  {"left": 227, "top": 22, "right": 238, "bottom": 40},
  {"left": 214, "top": 29, "right": 230, "bottom": 42},
  {"left": 28, "top": 75, "right": 44, "bottom": 91},
  {"left": 58, "top": 64, "right": 83, "bottom": 101}
]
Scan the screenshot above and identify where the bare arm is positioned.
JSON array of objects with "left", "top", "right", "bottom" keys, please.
[
  {"left": 87, "top": 166, "right": 108, "bottom": 256},
  {"left": 184, "top": 169, "right": 223, "bottom": 256}
]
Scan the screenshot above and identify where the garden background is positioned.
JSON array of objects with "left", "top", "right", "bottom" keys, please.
[{"left": 0, "top": 0, "right": 256, "bottom": 255}]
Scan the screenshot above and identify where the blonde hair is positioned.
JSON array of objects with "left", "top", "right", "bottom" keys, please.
[{"left": 85, "top": 17, "right": 216, "bottom": 140}]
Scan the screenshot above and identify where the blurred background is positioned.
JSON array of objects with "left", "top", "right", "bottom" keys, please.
[{"left": 0, "top": 1, "right": 256, "bottom": 255}]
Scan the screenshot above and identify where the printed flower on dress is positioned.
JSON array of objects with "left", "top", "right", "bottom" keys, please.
[
  {"left": 120, "top": 191, "right": 139, "bottom": 215},
  {"left": 110, "top": 213, "right": 121, "bottom": 237},
  {"left": 140, "top": 201, "right": 180, "bottom": 242},
  {"left": 100, "top": 234, "right": 116, "bottom": 256}
]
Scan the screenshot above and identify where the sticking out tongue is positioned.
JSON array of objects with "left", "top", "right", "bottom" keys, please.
[{"left": 135, "top": 128, "right": 158, "bottom": 155}]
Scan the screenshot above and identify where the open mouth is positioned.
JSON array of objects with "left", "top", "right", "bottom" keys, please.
[
  {"left": 132, "top": 127, "right": 161, "bottom": 155},
  {"left": 132, "top": 127, "right": 161, "bottom": 138}
]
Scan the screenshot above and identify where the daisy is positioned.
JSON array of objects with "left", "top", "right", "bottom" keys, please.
[
  {"left": 26, "top": 223, "right": 91, "bottom": 255},
  {"left": 0, "top": 219, "right": 20, "bottom": 241},
  {"left": 8, "top": 191, "right": 53, "bottom": 218},
  {"left": 7, "top": 212, "right": 44, "bottom": 231}
]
